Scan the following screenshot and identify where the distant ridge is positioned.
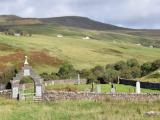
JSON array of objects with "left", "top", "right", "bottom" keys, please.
[
  {"left": 0, "top": 15, "right": 128, "bottom": 31},
  {"left": 40, "top": 16, "right": 128, "bottom": 30}
]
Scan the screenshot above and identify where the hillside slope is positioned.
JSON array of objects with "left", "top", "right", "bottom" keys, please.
[
  {"left": 140, "top": 70, "right": 160, "bottom": 82},
  {"left": 0, "top": 15, "right": 160, "bottom": 48},
  {"left": 0, "top": 34, "right": 160, "bottom": 73}
]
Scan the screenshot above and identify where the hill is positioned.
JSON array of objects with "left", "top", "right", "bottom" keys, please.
[
  {"left": 0, "top": 15, "right": 126, "bottom": 30},
  {"left": 40, "top": 16, "right": 128, "bottom": 30},
  {"left": 0, "top": 15, "right": 160, "bottom": 48},
  {"left": 0, "top": 34, "right": 160, "bottom": 73},
  {"left": 0, "top": 15, "right": 160, "bottom": 75}
]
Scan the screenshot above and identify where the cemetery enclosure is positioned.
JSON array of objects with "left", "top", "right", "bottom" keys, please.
[
  {"left": 43, "top": 91, "right": 160, "bottom": 101},
  {"left": 119, "top": 78, "right": 160, "bottom": 90}
]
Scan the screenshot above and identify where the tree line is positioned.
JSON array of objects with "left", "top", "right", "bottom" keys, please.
[
  {"left": 4, "top": 28, "right": 32, "bottom": 37},
  {"left": 40, "top": 59, "right": 160, "bottom": 83},
  {"left": 0, "top": 59, "right": 159, "bottom": 88}
]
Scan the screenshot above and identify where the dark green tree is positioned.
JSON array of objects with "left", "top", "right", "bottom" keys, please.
[
  {"left": 91, "top": 65, "right": 105, "bottom": 78},
  {"left": 151, "top": 59, "right": 160, "bottom": 71},
  {"left": 141, "top": 62, "right": 152, "bottom": 76},
  {"left": 58, "top": 63, "right": 76, "bottom": 79},
  {"left": 114, "top": 61, "right": 128, "bottom": 71},
  {"left": 127, "top": 59, "right": 139, "bottom": 67},
  {"left": 130, "top": 66, "right": 141, "bottom": 78},
  {"left": 103, "top": 68, "right": 119, "bottom": 83}
]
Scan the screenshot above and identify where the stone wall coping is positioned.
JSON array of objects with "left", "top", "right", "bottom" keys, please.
[{"left": 44, "top": 91, "right": 160, "bottom": 96}]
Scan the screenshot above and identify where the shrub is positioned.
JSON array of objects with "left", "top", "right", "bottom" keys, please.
[
  {"left": 103, "top": 68, "right": 119, "bottom": 83},
  {"left": 105, "top": 64, "right": 114, "bottom": 70},
  {"left": 91, "top": 65, "right": 105, "bottom": 78},
  {"left": 40, "top": 72, "right": 51, "bottom": 81},
  {"left": 127, "top": 59, "right": 139, "bottom": 67},
  {"left": 50, "top": 72, "right": 59, "bottom": 80},
  {"left": 87, "top": 73, "right": 97, "bottom": 83},
  {"left": 58, "top": 63, "right": 77, "bottom": 79},
  {"left": 80, "top": 69, "right": 92, "bottom": 78},
  {"left": 114, "top": 61, "right": 128, "bottom": 71},
  {"left": 151, "top": 59, "right": 160, "bottom": 71},
  {"left": 130, "top": 66, "right": 141, "bottom": 78},
  {"left": 141, "top": 62, "right": 152, "bottom": 76},
  {"left": 120, "top": 69, "right": 132, "bottom": 79}
]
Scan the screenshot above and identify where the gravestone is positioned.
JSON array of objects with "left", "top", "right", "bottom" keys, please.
[
  {"left": 76, "top": 74, "right": 81, "bottom": 85},
  {"left": 136, "top": 81, "right": 141, "bottom": 94},
  {"left": 96, "top": 84, "right": 101, "bottom": 93},
  {"left": 110, "top": 84, "right": 116, "bottom": 94}
]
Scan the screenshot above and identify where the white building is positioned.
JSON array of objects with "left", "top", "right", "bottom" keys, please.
[
  {"left": 14, "top": 33, "right": 20, "bottom": 37},
  {"left": 57, "top": 34, "right": 63, "bottom": 38},
  {"left": 82, "top": 36, "right": 90, "bottom": 40}
]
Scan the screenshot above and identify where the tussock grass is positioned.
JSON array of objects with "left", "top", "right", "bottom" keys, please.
[{"left": 0, "top": 97, "right": 160, "bottom": 120}]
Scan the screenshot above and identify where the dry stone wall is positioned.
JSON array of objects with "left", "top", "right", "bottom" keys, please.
[{"left": 43, "top": 91, "right": 160, "bottom": 101}]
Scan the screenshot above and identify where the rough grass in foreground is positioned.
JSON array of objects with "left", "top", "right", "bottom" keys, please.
[{"left": 0, "top": 97, "right": 160, "bottom": 120}]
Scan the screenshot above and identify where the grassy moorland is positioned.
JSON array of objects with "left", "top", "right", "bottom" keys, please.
[
  {"left": 0, "top": 97, "right": 160, "bottom": 120},
  {"left": 0, "top": 34, "right": 160, "bottom": 74},
  {"left": 140, "top": 70, "right": 160, "bottom": 83}
]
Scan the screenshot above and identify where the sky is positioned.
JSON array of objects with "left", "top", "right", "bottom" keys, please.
[{"left": 0, "top": 0, "right": 160, "bottom": 29}]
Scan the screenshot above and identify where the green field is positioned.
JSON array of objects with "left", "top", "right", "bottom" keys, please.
[
  {"left": 0, "top": 97, "right": 160, "bottom": 120},
  {"left": 21, "top": 84, "right": 159, "bottom": 93},
  {"left": 46, "top": 84, "right": 160, "bottom": 93}
]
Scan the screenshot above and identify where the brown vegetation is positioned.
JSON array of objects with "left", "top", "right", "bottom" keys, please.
[
  {"left": 0, "top": 50, "right": 62, "bottom": 69},
  {"left": 29, "top": 51, "right": 62, "bottom": 66}
]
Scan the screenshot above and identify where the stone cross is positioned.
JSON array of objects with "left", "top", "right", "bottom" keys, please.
[
  {"left": 24, "top": 56, "right": 29, "bottom": 65},
  {"left": 136, "top": 81, "right": 141, "bottom": 94}
]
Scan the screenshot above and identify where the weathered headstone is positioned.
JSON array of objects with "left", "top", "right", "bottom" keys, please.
[
  {"left": 77, "top": 74, "right": 80, "bottom": 85},
  {"left": 117, "top": 76, "right": 120, "bottom": 84},
  {"left": 96, "top": 84, "right": 101, "bottom": 93},
  {"left": 51, "top": 81, "right": 54, "bottom": 85},
  {"left": 45, "top": 83, "right": 48, "bottom": 87},
  {"left": 110, "top": 84, "right": 116, "bottom": 94},
  {"left": 136, "top": 81, "right": 141, "bottom": 94}
]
